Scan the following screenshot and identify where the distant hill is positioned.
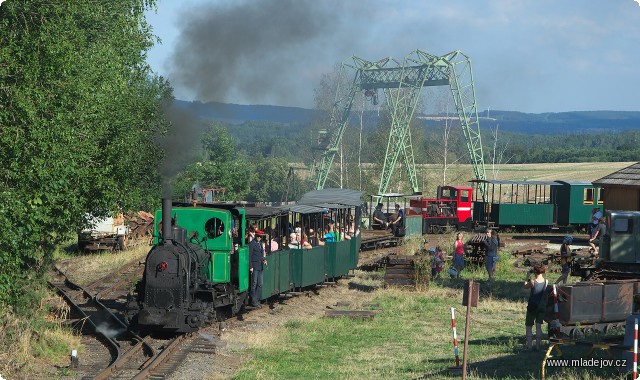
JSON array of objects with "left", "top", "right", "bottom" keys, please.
[
  {"left": 175, "top": 100, "right": 322, "bottom": 125},
  {"left": 176, "top": 100, "right": 640, "bottom": 135}
]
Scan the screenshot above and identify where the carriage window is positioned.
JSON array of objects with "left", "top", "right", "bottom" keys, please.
[
  {"left": 583, "top": 188, "right": 594, "bottom": 205},
  {"left": 460, "top": 190, "right": 469, "bottom": 203},
  {"left": 613, "top": 218, "right": 631, "bottom": 234},
  {"left": 205, "top": 218, "right": 225, "bottom": 239},
  {"left": 597, "top": 188, "right": 603, "bottom": 205}
]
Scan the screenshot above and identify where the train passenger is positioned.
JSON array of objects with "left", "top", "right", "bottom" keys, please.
[
  {"left": 300, "top": 233, "right": 313, "bottom": 249},
  {"left": 389, "top": 203, "right": 404, "bottom": 236},
  {"left": 307, "top": 228, "right": 318, "bottom": 246},
  {"left": 589, "top": 218, "right": 606, "bottom": 255},
  {"left": 270, "top": 234, "right": 279, "bottom": 253},
  {"left": 325, "top": 225, "right": 336, "bottom": 242},
  {"left": 524, "top": 263, "right": 548, "bottom": 351},
  {"left": 452, "top": 232, "right": 465, "bottom": 278},
  {"left": 249, "top": 230, "right": 267, "bottom": 308},
  {"left": 484, "top": 229, "right": 499, "bottom": 283},
  {"left": 245, "top": 224, "right": 257, "bottom": 244},
  {"left": 555, "top": 235, "right": 572, "bottom": 285},
  {"left": 288, "top": 233, "right": 301, "bottom": 249},
  {"left": 318, "top": 225, "right": 336, "bottom": 245},
  {"left": 372, "top": 203, "right": 389, "bottom": 230},
  {"left": 343, "top": 225, "right": 353, "bottom": 240}
]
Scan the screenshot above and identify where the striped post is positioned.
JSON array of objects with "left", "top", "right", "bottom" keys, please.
[
  {"left": 451, "top": 307, "right": 460, "bottom": 366},
  {"left": 552, "top": 285, "right": 560, "bottom": 337},
  {"left": 634, "top": 318, "right": 638, "bottom": 380}
]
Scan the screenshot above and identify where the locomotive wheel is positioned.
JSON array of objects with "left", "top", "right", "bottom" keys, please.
[{"left": 570, "top": 328, "right": 583, "bottom": 339}]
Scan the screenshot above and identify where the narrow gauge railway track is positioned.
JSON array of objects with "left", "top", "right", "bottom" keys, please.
[
  {"left": 51, "top": 260, "right": 220, "bottom": 379},
  {"left": 84, "top": 258, "right": 146, "bottom": 304},
  {"left": 49, "top": 262, "right": 156, "bottom": 379}
]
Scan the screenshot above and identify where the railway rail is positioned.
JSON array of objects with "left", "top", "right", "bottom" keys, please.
[
  {"left": 48, "top": 262, "right": 155, "bottom": 379},
  {"left": 51, "top": 260, "right": 212, "bottom": 379}
]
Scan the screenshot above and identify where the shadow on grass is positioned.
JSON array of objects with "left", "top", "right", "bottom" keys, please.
[
  {"left": 412, "top": 335, "right": 625, "bottom": 379},
  {"left": 468, "top": 344, "right": 626, "bottom": 380},
  {"left": 347, "top": 282, "right": 376, "bottom": 292}
]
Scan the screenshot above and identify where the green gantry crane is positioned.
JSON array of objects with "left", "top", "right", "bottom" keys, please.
[{"left": 314, "top": 49, "right": 487, "bottom": 200}]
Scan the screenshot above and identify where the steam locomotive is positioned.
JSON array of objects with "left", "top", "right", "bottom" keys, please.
[{"left": 126, "top": 189, "right": 362, "bottom": 332}]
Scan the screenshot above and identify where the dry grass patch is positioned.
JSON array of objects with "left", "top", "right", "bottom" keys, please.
[
  {"left": 62, "top": 244, "right": 150, "bottom": 286},
  {"left": 0, "top": 297, "right": 81, "bottom": 379}
]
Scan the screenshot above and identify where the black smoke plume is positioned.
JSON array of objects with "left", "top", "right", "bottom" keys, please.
[
  {"left": 158, "top": 102, "right": 204, "bottom": 197},
  {"left": 169, "top": 0, "right": 356, "bottom": 106}
]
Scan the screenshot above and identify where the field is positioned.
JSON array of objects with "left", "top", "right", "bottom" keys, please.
[{"left": 295, "top": 161, "right": 634, "bottom": 196}]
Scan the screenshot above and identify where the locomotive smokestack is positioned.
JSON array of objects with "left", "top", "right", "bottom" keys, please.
[{"left": 162, "top": 198, "right": 173, "bottom": 242}]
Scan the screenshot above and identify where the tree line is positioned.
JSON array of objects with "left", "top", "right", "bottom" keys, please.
[{"left": 225, "top": 119, "right": 640, "bottom": 167}]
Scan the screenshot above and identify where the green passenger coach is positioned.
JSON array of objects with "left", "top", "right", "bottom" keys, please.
[
  {"left": 553, "top": 181, "right": 602, "bottom": 228},
  {"left": 472, "top": 180, "right": 559, "bottom": 228}
]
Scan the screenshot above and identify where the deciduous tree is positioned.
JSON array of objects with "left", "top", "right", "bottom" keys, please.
[{"left": 0, "top": 0, "right": 166, "bottom": 307}]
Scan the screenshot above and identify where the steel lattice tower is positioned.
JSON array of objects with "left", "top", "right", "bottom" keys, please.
[{"left": 314, "top": 49, "right": 487, "bottom": 200}]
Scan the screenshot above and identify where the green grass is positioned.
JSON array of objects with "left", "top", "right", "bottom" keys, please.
[{"left": 232, "top": 244, "right": 629, "bottom": 380}]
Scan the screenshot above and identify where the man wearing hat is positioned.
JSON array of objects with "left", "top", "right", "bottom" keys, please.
[{"left": 249, "top": 229, "right": 267, "bottom": 308}]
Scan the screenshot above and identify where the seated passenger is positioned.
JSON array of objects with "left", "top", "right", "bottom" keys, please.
[
  {"left": 318, "top": 225, "right": 336, "bottom": 245},
  {"left": 372, "top": 203, "right": 389, "bottom": 230},
  {"left": 307, "top": 228, "right": 318, "bottom": 246},
  {"left": 288, "top": 233, "right": 301, "bottom": 249},
  {"left": 270, "top": 234, "right": 279, "bottom": 253},
  {"left": 300, "top": 233, "right": 313, "bottom": 249},
  {"left": 389, "top": 203, "right": 405, "bottom": 236}
]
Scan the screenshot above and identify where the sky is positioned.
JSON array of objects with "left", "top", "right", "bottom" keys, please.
[{"left": 145, "top": 0, "right": 640, "bottom": 114}]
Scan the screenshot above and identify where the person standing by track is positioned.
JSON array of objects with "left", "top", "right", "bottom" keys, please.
[
  {"left": 555, "top": 235, "right": 572, "bottom": 285},
  {"left": 452, "top": 232, "right": 465, "bottom": 278},
  {"left": 589, "top": 218, "right": 606, "bottom": 255},
  {"left": 589, "top": 207, "right": 602, "bottom": 236},
  {"left": 524, "top": 263, "right": 548, "bottom": 351},
  {"left": 484, "top": 229, "right": 499, "bottom": 283}
]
